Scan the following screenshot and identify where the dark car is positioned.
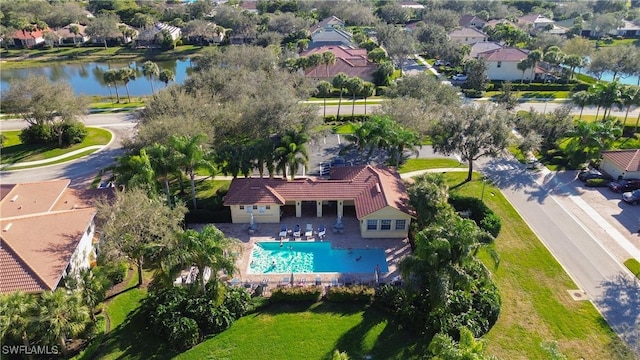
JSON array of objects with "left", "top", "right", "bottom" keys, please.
[
  {"left": 622, "top": 189, "right": 640, "bottom": 205},
  {"left": 578, "top": 169, "right": 610, "bottom": 182},
  {"left": 607, "top": 178, "right": 640, "bottom": 193}
]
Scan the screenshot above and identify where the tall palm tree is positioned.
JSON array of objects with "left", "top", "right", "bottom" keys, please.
[
  {"left": 593, "top": 81, "right": 622, "bottom": 120},
  {"left": 103, "top": 69, "right": 120, "bottom": 103},
  {"left": 316, "top": 81, "right": 333, "bottom": 118},
  {"left": 309, "top": 53, "right": 323, "bottom": 79},
  {"left": 388, "top": 126, "right": 421, "bottom": 167},
  {"left": 0, "top": 291, "right": 37, "bottom": 354},
  {"left": 322, "top": 51, "right": 336, "bottom": 78},
  {"left": 142, "top": 60, "right": 160, "bottom": 93},
  {"left": 112, "top": 149, "right": 156, "bottom": 191},
  {"left": 274, "top": 130, "right": 309, "bottom": 180},
  {"left": 146, "top": 143, "right": 179, "bottom": 205},
  {"left": 171, "top": 133, "right": 215, "bottom": 209},
  {"left": 618, "top": 85, "right": 640, "bottom": 127},
  {"left": 345, "top": 76, "right": 364, "bottom": 118},
  {"left": 517, "top": 58, "right": 532, "bottom": 84},
  {"left": 171, "top": 225, "right": 242, "bottom": 294},
  {"left": 78, "top": 269, "right": 107, "bottom": 321},
  {"left": 563, "top": 54, "right": 584, "bottom": 82},
  {"left": 159, "top": 69, "right": 175, "bottom": 88},
  {"left": 117, "top": 67, "right": 136, "bottom": 103},
  {"left": 361, "top": 81, "right": 376, "bottom": 114},
  {"left": 69, "top": 24, "right": 80, "bottom": 45},
  {"left": 38, "top": 290, "right": 90, "bottom": 357},
  {"left": 527, "top": 49, "right": 543, "bottom": 84},
  {"left": 332, "top": 73, "right": 349, "bottom": 119},
  {"left": 571, "top": 90, "right": 592, "bottom": 120}
]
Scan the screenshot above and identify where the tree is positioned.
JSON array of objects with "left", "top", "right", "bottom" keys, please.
[
  {"left": 407, "top": 173, "right": 450, "bottom": 229},
  {"left": 496, "top": 81, "right": 518, "bottom": 110},
  {"left": 0, "top": 292, "right": 37, "bottom": 351},
  {"left": 527, "top": 49, "right": 543, "bottom": 83},
  {"left": 131, "top": 12, "right": 156, "bottom": 28},
  {"left": 38, "top": 290, "right": 90, "bottom": 357},
  {"left": 159, "top": 69, "right": 175, "bottom": 87},
  {"left": 96, "top": 187, "right": 187, "bottom": 287},
  {"left": 85, "top": 13, "right": 120, "bottom": 49},
  {"left": 430, "top": 104, "right": 513, "bottom": 181},
  {"left": 171, "top": 133, "right": 215, "bottom": 209},
  {"left": 78, "top": 269, "right": 108, "bottom": 321},
  {"left": 43, "top": 30, "right": 60, "bottom": 48},
  {"left": 103, "top": 69, "right": 121, "bottom": 103},
  {"left": 360, "top": 81, "right": 376, "bottom": 115},
  {"left": 516, "top": 106, "right": 574, "bottom": 152},
  {"left": 316, "top": 81, "right": 333, "bottom": 118},
  {"left": 466, "top": 58, "right": 489, "bottom": 92},
  {"left": 322, "top": 51, "right": 336, "bottom": 78},
  {"left": 571, "top": 90, "right": 592, "bottom": 120},
  {"left": 274, "top": 130, "right": 309, "bottom": 180},
  {"left": 117, "top": 67, "right": 136, "bottom": 103},
  {"left": 429, "top": 327, "right": 495, "bottom": 360},
  {"left": 376, "top": 23, "right": 415, "bottom": 76},
  {"left": 142, "top": 61, "right": 160, "bottom": 93},
  {"left": 517, "top": 58, "right": 532, "bottom": 84},
  {"left": 592, "top": 81, "right": 622, "bottom": 120},
  {"left": 332, "top": 73, "right": 349, "bottom": 119},
  {"left": 308, "top": 53, "right": 323, "bottom": 79},
  {"left": 345, "top": 76, "right": 363, "bottom": 118},
  {"left": 112, "top": 148, "right": 156, "bottom": 191},
  {"left": 377, "top": 3, "right": 410, "bottom": 24},
  {"left": 590, "top": 13, "right": 623, "bottom": 39},
  {"left": 69, "top": 24, "right": 80, "bottom": 45},
  {"left": 146, "top": 142, "right": 180, "bottom": 205},
  {"left": 563, "top": 54, "right": 584, "bottom": 82}
]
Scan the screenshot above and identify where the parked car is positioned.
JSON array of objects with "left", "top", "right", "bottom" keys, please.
[
  {"left": 622, "top": 189, "right": 640, "bottom": 205},
  {"left": 578, "top": 169, "right": 610, "bottom": 182},
  {"left": 607, "top": 178, "right": 640, "bottom": 193},
  {"left": 451, "top": 74, "right": 468, "bottom": 81},
  {"left": 434, "top": 59, "right": 451, "bottom": 67}
]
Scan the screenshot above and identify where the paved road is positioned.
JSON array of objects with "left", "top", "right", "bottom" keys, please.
[{"left": 480, "top": 157, "right": 640, "bottom": 355}]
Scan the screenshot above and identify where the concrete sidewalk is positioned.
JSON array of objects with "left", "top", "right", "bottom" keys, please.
[{"left": 2, "top": 145, "right": 104, "bottom": 169}]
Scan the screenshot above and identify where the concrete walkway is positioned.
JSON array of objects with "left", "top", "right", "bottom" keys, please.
[{"left": 2, "top": 145, "right": 104, "bottom": 170}]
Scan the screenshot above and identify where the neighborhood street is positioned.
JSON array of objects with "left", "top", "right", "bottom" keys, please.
[{"left": 1, "top": 101, "right": 639, "bottom": 354}]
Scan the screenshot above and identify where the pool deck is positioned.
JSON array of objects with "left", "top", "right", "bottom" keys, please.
[{"left": 191, "top": 215, "right": 411, "bottom": 288}]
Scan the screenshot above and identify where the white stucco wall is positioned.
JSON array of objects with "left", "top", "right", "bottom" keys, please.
[
  {"left": 230, "top": 204, "right": 281, "bottom": 224},
  {"left": 360, "top": 207, "right": 412, "bottom": 239},
  {"left": 486, "top": 60, "right": 529, "bottom": 81}
]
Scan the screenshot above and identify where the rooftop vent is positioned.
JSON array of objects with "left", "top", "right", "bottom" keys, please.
[
  {"left": 375, "top": 183, "right": 381, "bottom": 193},
  {"left": 3, "top": 223, "right": 12, "bottom": 232},
  {"left": 250, "top": 186, "right": 260, "bottom": 190},
  {"left": 10, "top": 195, "right": 18, "bottom": 202}
]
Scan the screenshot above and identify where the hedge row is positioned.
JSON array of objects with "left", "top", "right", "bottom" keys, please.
[
  {"left": 269, "top": 285, "right": 376, "bottom": 303},
  {"left": 324, "top": 114, "right": 372, "bottom": 124},
  {"left": 270, "top": 286, "right": 323, "bottom": 302},
  {"left": 488, "top": 82, "right": 590, "bottom": 92},
  {"left": 448, "top": 194, "right": 502, "bottom": 238},
  {"left": 325, "top": 285, "right": 374, "bottom": 303}
]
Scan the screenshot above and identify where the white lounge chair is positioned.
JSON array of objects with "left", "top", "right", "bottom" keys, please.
[
  {"left": 318, "top": 225, "right": 326, "bottom": 239},
  {"left": 305, "top": 224, "right": 313, "bottom": 239}
]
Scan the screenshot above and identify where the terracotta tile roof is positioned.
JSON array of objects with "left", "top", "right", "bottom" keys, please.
[
  {"left": 0, "top": 179, "right": 70, "bottom": 218},
  {"left": 0, "top": 244, "right": 48, "bottom": 294},
  {"left": 224, "top": 165, "right": 412, "bottom": 218},
  {"left": 303, "top": 57, "right": 377, "bottom": 80},
  {"left": 449, "top": 27, "right": 488, "bottom": 39},
  {"left": 602, "top": 149, "right": 640, "bottom": 172},
  {"left": 478, "top": 47, "right": 528, "bottom": 62},
  {"left": 11, "top": 29, "right": 44, "bottom": 40},
  {"left": 0, "top": 184, "right": 15, "bottom": 202},
  {"left": 301, "top": 45, "right": 368, "bottom": 60},
  {"left": 1, "top": 208, "right": 96, "bottom": 294},
  {"left": 56, "top": 23, "right": 87, "bottom": 38}
]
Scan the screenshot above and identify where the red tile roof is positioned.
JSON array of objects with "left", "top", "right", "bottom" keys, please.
[
  {"left": 224, "top": 165, "right": 412, "bottom": 219},
  {"left": 11, "top": 29, "right": 44, "bottom": 40},
  {"left": 478, "top": 47, "right": 528, "bottom": 62},
  {"left": 304, "top": 57, "right": 377, "bottom": 80},
  {"left": 602, "top": 149, "right": 640, "bottom": 172}
]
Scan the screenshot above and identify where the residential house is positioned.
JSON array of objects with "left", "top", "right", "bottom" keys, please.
[
  {"left": 477, "top": 47, "right": 540, "bottom": 81},
  {"left": 224, "top": 165, "right": 414, "bottom": 239},
  {"left": 309, "top": 16, "right": 345, "bottom": 34},
  {"left": 600, "top": 149, "right": 640, "bottom": 180},
  {"left": 299, "top": 45, "right": 378, "bottom": 81},
  {"left": 400, "top": 0, "right": 425, "bottom": 9},
  {"left": 459, "top": 14, "right": 487, "bottom": 30},
  {"left": 309, "top": 28, "right": 355, "bottom": 49},
  {"left": 518, "top": 14, "right": 555, "bottom": 34},
  {"left": 9, "top": 29, "right": 45, "bottom": 48},
  {"left": 90, "top": 23, "right": 137, "bottom": 46},
  {"left": 238, "top": 0, "right": 259, "bottom": 14},
  {"left": 136, "top": 22, "right": 181, "bottom": 48},
  {"left": 467, "top": 41, "right": 503, "bottom": 60},
  {"left": 404, "top": 20, "right": 423, "bottom": 33},
  {"left": 0, "top": 180, "right": 112, "bottom": 294},
  {"left": 448, "top": 27, "right": 488, "bottom": 45},
  {"left": 484, "top": 19, "right": 517, "bottom": 30},
  {"left": 56, "top": 23, "right": 89, "bottom": 45},
  {"left": 614, "top": 20, "right": 640, "bottom": 38}
]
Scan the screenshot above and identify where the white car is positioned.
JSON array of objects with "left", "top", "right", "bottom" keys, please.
[{"left": 451, "top": 74, "right": 468, "bottom": 81}]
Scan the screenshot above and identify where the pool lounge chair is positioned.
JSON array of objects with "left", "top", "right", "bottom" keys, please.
[
  {"left": 305, "top": 224, "right": 313, "bottom": 240},
  {"left": 293, "top": 225, "right": 301, "bottom": 238},
  {"left": 318, "top": 225, "right": 326, "bottom": 239},
  {"left": 279, "top": 225, "right": 288, "bottom": 240}
]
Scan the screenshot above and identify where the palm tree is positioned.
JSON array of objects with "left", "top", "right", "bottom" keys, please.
[
  {"left": 361, "top": 81, "right": 376, "bottom": 114},
  {"left": 142, "top": 60, "right": 160, "bottom": 93},
  {"left": 316, "top": 81, "right": 333, "bottom": 118},
  {"left": 571, "top": 90, "right": 592, "bottom": 120},
  {"left": 146, "top": 143, "right": 179, "bottom": 205},
  {"left": 159, "top": 69, "right": 175, "bottom": 87},
  {"left": 593, "top": 81, "right": 622, "bottom": 120},
  {"left": 517, "top": 58, "right": 532, "bottom": 84},
  {"left": 527, "top": 49, "right": 543, "bottom": 84},
  {"left": 345, "top": 77, "right": 364, "bottom": 118},
  {"left": 78, "top": 269, "right": 107, "bottom": 321},
  {"left": 250, "top": 137, "right": 276, "bottom": 178},
  {"left": 388, "top": 126, "right": 421, "bottom": 167},
  {"left": 38, "top": 290, "right": 90, "bottom": 357},
  {"left": 103, "top": 69, "right": 121, "bottom": 103},
  {"left": 332, "top": 73, "right": 349, "bottom": 119},
  {"left": 0, "top": 292, "right": 37, "bottom": 354},
  {"left": 112, "top": 149, "right": 156, "bottom": 191},
  {"left": 563, "top": 54, "right": 584, "bottom": 82},
  {"left": 322, "top": 51, "right": 336, "bottom": 78},
  {"left": 618, "top": 85, "right": 640, "bottom": 127},
  {"left": 171, "top": 225, "right": 242, "bottom": 294},
  {"left": 171, "top": 133, "right": 215, "bottom": 209},
  {"left": 117, "top": 67, "right": 136, "bottom": 103},
  {"left": 274, "top": 130, "right": 310, "bottom": 180},
  {"left": 309, "top": 53, "right": 323, "bottom": 79},
  {"left": 69, "top": 24, "right": 80, "bottom": 45}
]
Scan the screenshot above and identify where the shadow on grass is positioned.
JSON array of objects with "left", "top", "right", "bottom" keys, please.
[
  {"left": 0, "top": 143, "right": 59, "bottom": 164},
  {"left": 95, "top": 307, "right": 178, "bottom": 360}
]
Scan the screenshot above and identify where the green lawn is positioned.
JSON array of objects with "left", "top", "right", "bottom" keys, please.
[
  {"left": 90, "top": 101, "right": 146, "bottom": 110},
  {"left": 177, "top": 302, "right": 425, "bottom": 360},
  {"left": 398, "top": 158, "right": 463, "bottom": 173},
  {"left": 624, "top": 258, "right": 640, "bottom": 280},
  {"left": 444, "top": 173, "right": 634, "bottom": 359},
  {"left": 333, "top": 123, "right": 356, "bottom": 134},
  {"left": 5, "top": 148, "right": 100, "bottom": 170},
  {"left": 0, "top": 127, "right": 111, "bottom": 165}
]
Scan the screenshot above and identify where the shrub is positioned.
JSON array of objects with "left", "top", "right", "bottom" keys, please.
[
  {"left": 270, "top": 286, "right": 322, "bottom": 303},
  {"left": 167, "top": 316, "right": 200, "bottom": 351},
  {"left": 463, "top": 89, "right": 484, "bottom": 98},
  {"left": 480, "top": 212, "right": 502, "bottom": 238},
  {"left": 19, "top": 124, "right": 54, "bottom": 145},
  {"left": 585, "top": 178, "right": 608, "bottom": 187},
  {"left": 373, "top": 284, "right": 408, "bottom": 315},
  {"left": 60, "top": 121, "right": 88, "bottom": 145},
  {"left": 448, "top": 194, "right": 502, "bottom": 238},
  {"left": 101, "top": 260, "right": 129, "bottom": 285},
  {"left": 326, "top": 285, "right": 374, "bottom": 303}
]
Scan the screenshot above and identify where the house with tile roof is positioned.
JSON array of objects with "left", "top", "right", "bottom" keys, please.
[
  {"left": 309, "top": 27, "right": 355, "bottom": 49},
  {"left": 56, "top": 23, "right": 89, "bottom": 45},
  {"left": 300, "top": 45, "right": 378, "bottom": 81},
  {"left": 459, "top": 15, "right": 487, "bottom": 30},
  {"left": 448, "top": 27, "right": 488, "bottom": 45},
  {"left": 9, "top": 29, "right": 45, "bottom": 48},
  {"left": 136, "top": 22, "right": 181, "bottom": 48},
  {"left": 518, "top": 14, "right": 555, "bottom": 34},
  {"left": 224, "top": 165, "right": 413, "bottom": 238},
  {"left": 309, "top": 16, "right": 345, "bottom": 34},
  {"left": 467, "top": 41, "right": 503, "bottom": 60},
  {"left": 477, "top": 47, "right": 540, "bottom": 81},
  {"left": 600, "top": 149, "right": 640, "bottom": 180},
  {"left": 0, "top": 180, "right": 111, "bottom": 294}
]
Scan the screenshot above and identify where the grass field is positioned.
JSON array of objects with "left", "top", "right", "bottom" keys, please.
[
  {"left": 0, "top": 127, "right": 111, "bottom": 165},
  {"left": 624, "top": 258, "right": 640, "bottom": 280},
  {"left": 398, "top": 158, "right": 462, "bottom": 173}
]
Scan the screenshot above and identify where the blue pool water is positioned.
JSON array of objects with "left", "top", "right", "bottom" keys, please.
[{"left": 248, "top": 242, "right": 389, "bottom": 274}]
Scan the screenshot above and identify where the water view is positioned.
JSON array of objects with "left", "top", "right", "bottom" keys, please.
[{"left": 0, "top": 59, "right": 192, "bottom": 97}]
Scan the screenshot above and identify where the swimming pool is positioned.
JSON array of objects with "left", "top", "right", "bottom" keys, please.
[{"left": 248, "top": 242, "right": 389, "bottom": 274}]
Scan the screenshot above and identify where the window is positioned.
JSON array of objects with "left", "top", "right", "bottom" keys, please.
[
  {"left": 239, "top": 205, "right": 245, "bottom": 210},
  {"left": 367, "top": 219, "right": 377, "bottom": 230},
  {"left": 253, "top": 205, "right": 258, "bottom": 209},
  {"left": 380, "top": 220, "right": 391, "bottom": 230},
  {"left": 396, "top": 220, "right": 406, "bottom": 230},
  {"left": 258, "top": 206, "right": 266, "bottom": 214},
  {"left": 497, "top": 61, "right": 502, "bottom": 68},
  {"left": 266, "top": 205, "right": 271, "bottom": 209}
]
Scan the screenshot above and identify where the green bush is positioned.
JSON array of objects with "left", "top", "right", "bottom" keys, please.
[
  {"left": 60, "top": 121, "right": 88, "bottom": 145},
  {"left": 168, "top": 316, "right": 200, "bottom": 351},
  {"left": 463, "top": 89, "right": 484, "bottom": 98},
  {"left": 480, "top": 212, "right": 502, "bottom": 238},
  {"left": 325, "top": 285, "right": 374, "bottom": 303},
  {"left": 100, "top": 260, "right": 128, "bottom": 285},
  {"left": 270, "top": 286, "right": 322, "bottom": 303},
  {"left": 18, "top": 121, "right": 87, "bottom": 146},
  {"left": 585, "top": 178, "right": 609, "bottom": 187},
  {"left": 19, "top": 124, "right": 54, "bottom": 145},
  {"left": 448, "top": 194, "right": 502, "bottom": 238}
]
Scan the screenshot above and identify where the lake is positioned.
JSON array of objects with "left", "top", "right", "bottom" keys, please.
[{"left": 0, "top": 59, "right": 192, "bottom": 97}]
